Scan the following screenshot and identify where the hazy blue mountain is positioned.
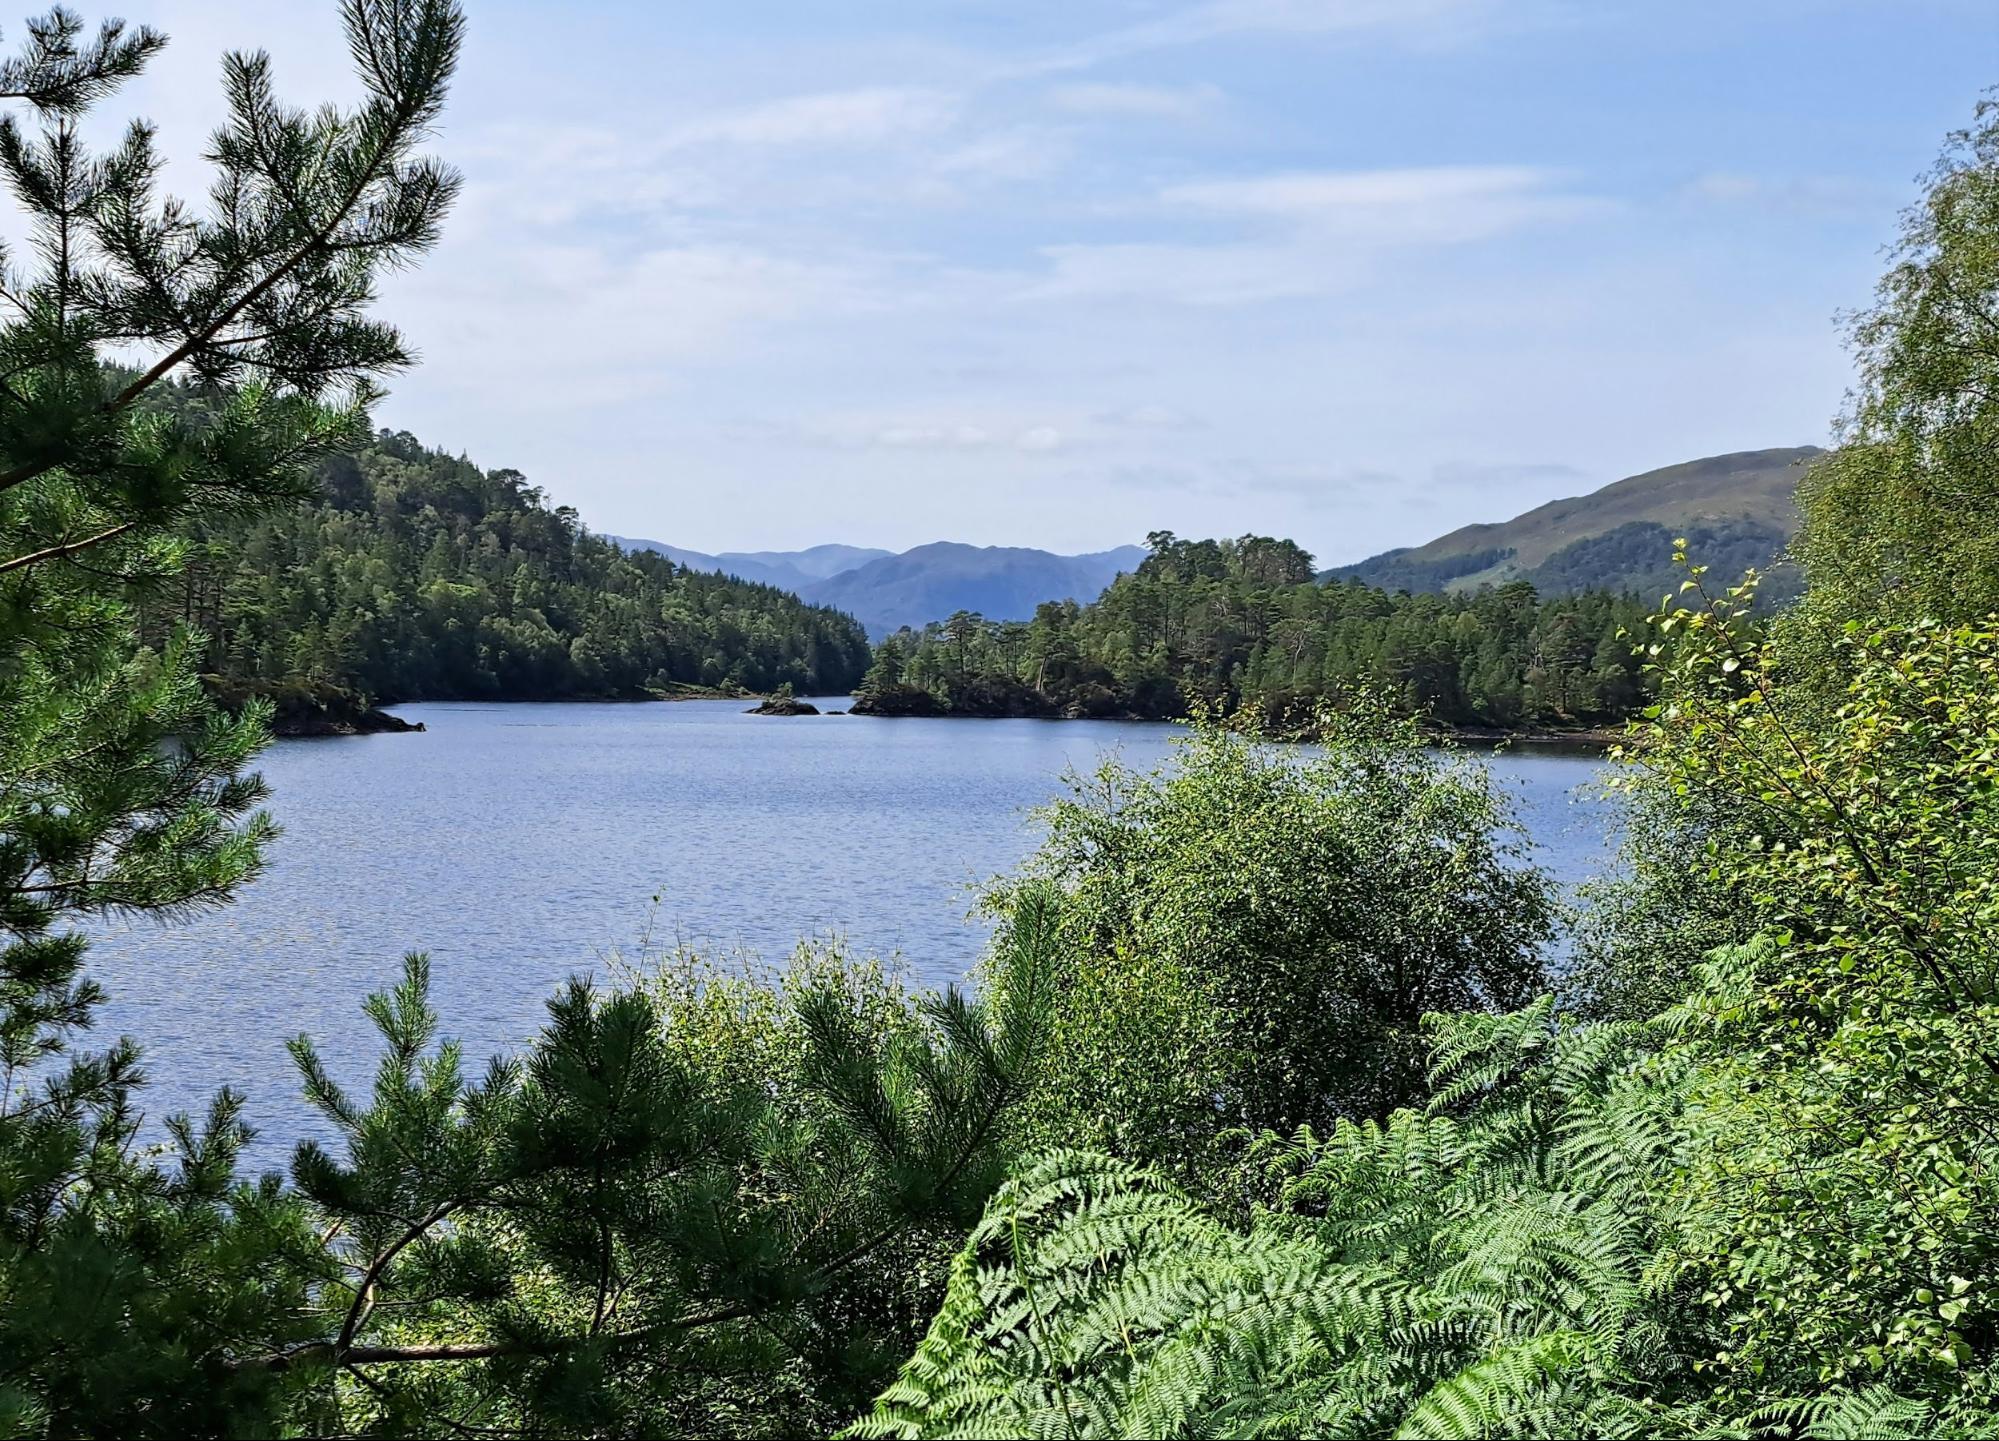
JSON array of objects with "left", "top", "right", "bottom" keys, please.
[
  {"left": 801, "top": 543, "right": 1148, "bottom": 637},
  {"left": 604, "top": 535, "right": 1146, "bottom": 636},
  {"left": 721, "top": 543, "right": 893, "bottom": 580},
  {"left": 1327, "top": 446, "right": 1824, "bottom": 600},
  {"left": 601, "top": 536, "right": 739, "bottom": 572},
  {"left": 600, "top": 537, "right": 890, "bottom": 592}
]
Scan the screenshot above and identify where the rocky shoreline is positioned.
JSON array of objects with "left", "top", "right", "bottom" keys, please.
[
  {"left": 206, "top": 678, "right": 425, "bottom": 737},
  {"left": 274, "top": 704, "right": 424, "bottom": 737}
]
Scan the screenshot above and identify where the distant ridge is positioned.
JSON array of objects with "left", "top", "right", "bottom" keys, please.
[
  {"left": 1328, "top": 446, "right": 1825, "bottom": 599},
  {"left": 804, "top": 542, "right": 1148, "bottom": 636},
  {"left": 603, "top": 536, "right": 1148, "bottom": 636},
  {"left": 601, "top": 538, "right": 892, "bottom": 593}
]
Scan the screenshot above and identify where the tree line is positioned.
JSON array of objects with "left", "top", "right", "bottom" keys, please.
[
  {"left": 11, "top": 5, "right": 1999, "bottom": 1436},
  {"left": 859, "top": 533, "right": 1654, "bottom": 730}
]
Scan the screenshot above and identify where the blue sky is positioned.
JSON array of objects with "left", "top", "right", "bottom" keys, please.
[{"left": 118, "top": 1, "right": 1999, "bottom": 563}]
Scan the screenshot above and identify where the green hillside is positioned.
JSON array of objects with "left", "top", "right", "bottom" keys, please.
[
  {"left": 137, "top": 423, "right": 874, "bottom": 703},
  {"left": 1331, "top": 446, "right": 1825, "bottom": 598}
]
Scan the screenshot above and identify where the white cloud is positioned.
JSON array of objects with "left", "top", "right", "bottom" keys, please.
[
  {"left": 1097, "top": 404, "right": 1205, "bottom": 430},
  {"left": 662, "top": 88, "right": 960, "bottom": 151},
  {"left": 875, "top": 424, "right": 994, "bottom": 449},
  {"left": 1164, "top": 166, "right": 1597, "bottom": 241},
  {"left": 1683, "top": 171, "right": 1886, "bottom": 219},
  {"left": 1034, "top": 0, "right": 1500, "bottom": 72},
  {"left": 1027, "top": 166, "right": 1597, "bottom": 304},
  {"left": 772, "top": 412, "right": 1086, "bottom": 454},
  {"left": 933, "top": 130, "right": 1069, "bottom": 182},
  {"left": 75, "top": 0, "right": 1864, "bottom": 565},
  {"left": 1166, "top": 165, "right": 1546, "bottom": 214},
  {"left": 1030, "top": 239, "right": 1353, "bottom": 304},
  {"left": 1139, "top": 0, "right": 1482, "bottom": 44},
  {"left": 1105, "top": 457, "right": 1395, "bottom": 505},
  {"left": 1687, "top": 172, "right": 1761, "bottom": 204},
  {"left": 1047, "top": 82, "right": 1223, "bottom": 119},
  {"left": 385, "top": 240, "right": 881, "bottom": 411}
]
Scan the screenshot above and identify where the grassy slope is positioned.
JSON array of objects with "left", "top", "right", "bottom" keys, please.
[{"left": 1334, "top": 446, "right": 1824, "bottom": 593}]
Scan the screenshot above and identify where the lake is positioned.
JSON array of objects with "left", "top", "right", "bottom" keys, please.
[{"left": 88, "top": 699, "right": 1619, "bottom": 1166}]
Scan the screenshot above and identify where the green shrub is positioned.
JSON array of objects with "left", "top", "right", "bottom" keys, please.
[{"left": 983, "top": 701, "right": 1555, "bottom": 1203}]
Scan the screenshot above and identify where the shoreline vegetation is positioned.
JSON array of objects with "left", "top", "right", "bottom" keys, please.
[
  {"left": 242, "top": 672, "right": 1627, "bottom": 747},
  {"left": 847, "top": 681, "right": 1624, "bottom": 746},
  {"left": 850, "top": 534, "right": 1658, "bottom": 737},
  {"left": 224, "top": 677, "right": 765, "bottom": 735}
]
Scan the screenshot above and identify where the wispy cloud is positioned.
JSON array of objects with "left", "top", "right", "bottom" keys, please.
[
  {"left": 1107, "top": 458, "right": 1397, "bottom": 504},
  {"left": 1095, "top": 404, "right": 1206, "bottom": 431},
  {"left": 661, "top": 87, "right": 960, "bottom": 150},
  {"left": 768, "top": 412, "right": 1084, "bottom": 455},
  {"left": 1028, "top": 240, "right": 1346, "bottom": 304},
  {"left": 1029, "top": 166, "right": 1599, "bottom": 303},
  {"left": 1682, "top": 171, "right": 1889, "bottom": 220},
  {"left": 1429, "top": 460, "right": 1589, "bottom": 493},
  {"left": 1167, "top": 165, "right": 1547, "bottom": 213},
  {"left": 1164, "top": 166, "right": 1596, "bottom": 238},
  {"left": 1031, "top": 0, "right": 1500, "bottom": 73},
  {"left": 1046, "top": 82, "right": 1223, "bottom": 119}
]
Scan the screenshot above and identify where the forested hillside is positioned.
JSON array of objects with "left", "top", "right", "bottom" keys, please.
[
  {"left": 1331, "top": 446, "right": 1820, "bottom": 599},
  {"left": 856, "top": 531, "right": 1652, "bottom": 729},
  {"left": 140, "top": 425, "right": 873, "bottom": 701}
]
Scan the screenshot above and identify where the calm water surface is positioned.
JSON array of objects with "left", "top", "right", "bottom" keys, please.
[{"left": 90, "top": 700, "right": 1617, "bottom": 1163}]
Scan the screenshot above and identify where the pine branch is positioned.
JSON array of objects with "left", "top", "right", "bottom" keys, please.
[{"left": 0, "top": 517, "right": 132, "bottom": 572}]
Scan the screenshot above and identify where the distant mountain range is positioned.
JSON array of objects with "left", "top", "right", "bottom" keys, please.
[
  {"left": 604, "top": 536, "right": 1148, "bottom": 636},
  {"left": 596, "top": 540, "right": 895, "bottom": 593},
  {"left": 1327, "top": 446, "right": 1825, "bottom": 601},
  {"left": 610, "top": 445, "right": 1824, "bottom": 635}
]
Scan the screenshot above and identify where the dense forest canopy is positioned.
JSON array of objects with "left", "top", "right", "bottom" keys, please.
[
  {"left": 137, "top": 412, "right": 872, "bottom": 701},
  {"left": 858, "top": 530, "right": 1654, "bottom": 729}
]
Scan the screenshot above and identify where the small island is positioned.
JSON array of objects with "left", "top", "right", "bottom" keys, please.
[{"left": 747, "top": 683, "right": 821, "bottom": 716}]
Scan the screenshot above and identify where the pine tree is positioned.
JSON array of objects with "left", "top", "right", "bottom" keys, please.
[{"left": 0, "top": 1, "right": 464, "bottom": 1431}]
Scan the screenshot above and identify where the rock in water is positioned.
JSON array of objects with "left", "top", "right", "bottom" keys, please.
[{"left": 748, "top": 694, "right": 820, "bottom": 716}]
